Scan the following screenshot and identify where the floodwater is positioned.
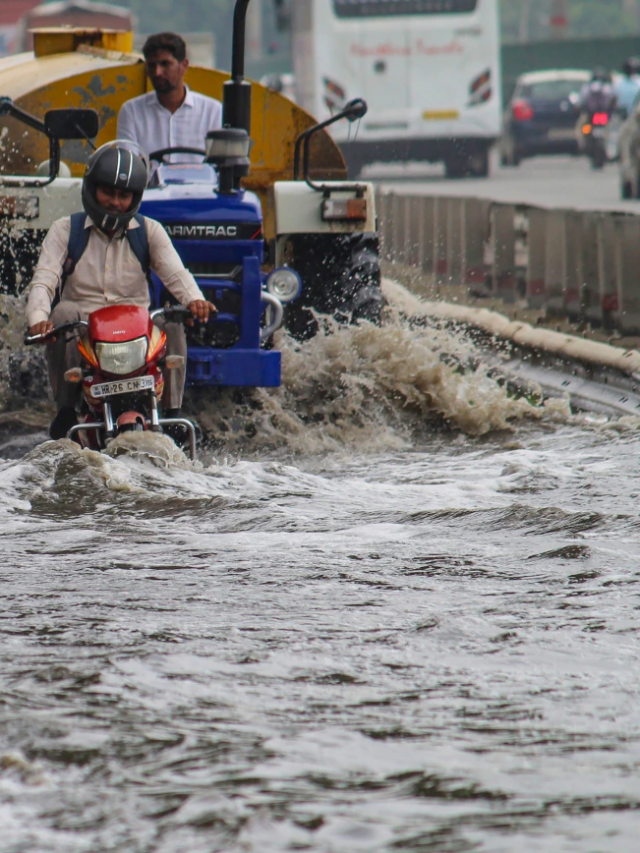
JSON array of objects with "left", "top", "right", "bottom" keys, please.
[{"left": 1, "top": 281, "right": 640, "bottom": 853}]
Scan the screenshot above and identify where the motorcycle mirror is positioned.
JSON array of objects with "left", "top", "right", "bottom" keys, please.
[{"left": 44, "top": 109, "right": 99, "bottom": 140}]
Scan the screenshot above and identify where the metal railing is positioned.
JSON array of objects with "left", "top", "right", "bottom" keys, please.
[{"left": 376, "top": 191, "right": 640, "bottom": 333}]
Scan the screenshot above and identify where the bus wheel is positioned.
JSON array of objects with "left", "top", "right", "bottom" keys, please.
[
  {"left": 468, "top": 149, "right": 490, "bottom": 178},
  {"left": 444, "top": 155, "right": 467, "bottom": 179}
]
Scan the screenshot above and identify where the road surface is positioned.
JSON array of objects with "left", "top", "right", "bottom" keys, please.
[{"left": 368, "top": 153, "right": 640, "bottom": 213}]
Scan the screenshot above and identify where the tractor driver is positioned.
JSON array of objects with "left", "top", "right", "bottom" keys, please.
[
  {"left": 26, "top": 145, "right": 216, "bottom": 440},
  {"left": 117, "top": 32, "right": 222, "bottom": 167}
]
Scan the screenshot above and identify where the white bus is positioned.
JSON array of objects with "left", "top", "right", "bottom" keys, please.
[{"left": 291, "top": 0, "right": 501, "bottom": 178}]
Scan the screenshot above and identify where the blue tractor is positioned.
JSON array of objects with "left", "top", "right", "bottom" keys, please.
[{"left": 141, "top": 145, "right": 301, "bottom": 391}]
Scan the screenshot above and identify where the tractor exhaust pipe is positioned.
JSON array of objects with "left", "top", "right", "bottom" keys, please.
[{"left": 222, "top": 0, "right": 252, "bottom": 134}]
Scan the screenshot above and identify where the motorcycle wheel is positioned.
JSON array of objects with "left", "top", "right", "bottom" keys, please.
[{"left": 590, "top": 146, "right": 606, "bottom": 170}]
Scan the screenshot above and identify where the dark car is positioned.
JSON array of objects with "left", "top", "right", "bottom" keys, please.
[{"left": 500, "top": 69, "right": 590, "bottom": 166}]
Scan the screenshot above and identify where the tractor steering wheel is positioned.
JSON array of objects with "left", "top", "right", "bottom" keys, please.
[{"left": 149, "top": 147, "right": 206, "bottom": 163}]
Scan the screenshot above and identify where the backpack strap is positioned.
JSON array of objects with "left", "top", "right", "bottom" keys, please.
[
  {"left": 125, "top": 213, "right": 151, "bottom": 275},
  {"left": 126, "top": 213, "right": 155, "bottom": 307},
  {"left": 51, "top": 212, "right": 90, "bottom": 309}
]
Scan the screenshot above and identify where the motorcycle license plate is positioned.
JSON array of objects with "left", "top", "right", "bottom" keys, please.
[
  {"left": 592, "top": 128, "right": 606, "bottom": 139},
  {"left": 91, "top": 375, "right": 155, "bottom": 398}
]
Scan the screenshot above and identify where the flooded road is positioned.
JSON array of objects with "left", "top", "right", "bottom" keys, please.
[{"left": 1, "top": 284, "right": 640, "bottom": 853}]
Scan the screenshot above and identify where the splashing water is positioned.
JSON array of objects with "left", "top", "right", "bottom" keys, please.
[
  {"left": 187, "top": 279, "right": 570, "bottom": 454},
  {"left": 0, "top": 279, "right": 568, "bottom": 457}
]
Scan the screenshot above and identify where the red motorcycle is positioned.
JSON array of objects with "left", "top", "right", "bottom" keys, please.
[{"left": 25, "top": 304, "right": 198, "bottom": 459}]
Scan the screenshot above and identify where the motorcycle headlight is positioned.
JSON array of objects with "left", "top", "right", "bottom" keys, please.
[
  {"left": 95, "top": 337, "right": 148, "bottom": 376},
  {"left": 266, "top": 267, "right": 302, "bottom": 303}
]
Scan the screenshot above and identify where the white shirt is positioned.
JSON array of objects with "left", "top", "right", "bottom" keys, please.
[
  {"left": 117, "top": 86, "right": 222, "bottom": 166},
  {"left": 27, "top": 215, "right": 204, "bottom": 326}
]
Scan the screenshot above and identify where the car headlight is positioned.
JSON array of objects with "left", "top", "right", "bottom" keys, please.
[
  {"left": 266, "top": 267, "right": 302, "bottom": 303},
  {"left": 95, "top": 337, "right": 148, "bottom": 376}
]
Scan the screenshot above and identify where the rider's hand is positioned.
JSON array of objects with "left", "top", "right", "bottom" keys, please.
[
  {"left": 187, "top": 300, "right": 217, "bottom": 323},
  {"left": 28, "top": 321, "right": 55, "bottom": 340}
]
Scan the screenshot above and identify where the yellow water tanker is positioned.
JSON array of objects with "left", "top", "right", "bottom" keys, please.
[{"left": 0, "top": 26, "right": 346, "bottom": 228}]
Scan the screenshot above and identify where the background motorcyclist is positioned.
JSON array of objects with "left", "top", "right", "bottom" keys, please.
[
  {"left": 578, "top": 67, "right": 617, "bottom": 115},
  {"left": 26, "top": 145, "right": 216, "bottom": 440},
  {"left": 614, "top": 57, "right": 640, "bottom": 118}
]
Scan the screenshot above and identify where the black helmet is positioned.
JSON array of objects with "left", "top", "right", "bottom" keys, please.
[
  {"left": 82, "top": 145, "right": 148, "bottom": 233},
  {"left": 623, "top": 57, "right": 640, "bottom": 77},
  {"left": 591, "top": 66, "right": 610, "bottom": 83}
]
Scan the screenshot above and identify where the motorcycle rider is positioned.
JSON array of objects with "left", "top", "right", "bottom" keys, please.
[
  {"left": 578, "top": 67, "right": 616, "bottom": 115},
  {"left": 576, "top": 68, "right": 617, "bottom": 166},
  {"left": 614, "top": 57, "right": 640, "bottom": 118},
  {"left": 26, "top": 145, "right": 216, "bottom": 440}
]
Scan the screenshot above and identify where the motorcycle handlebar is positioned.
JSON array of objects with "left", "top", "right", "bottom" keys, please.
[
  {"left": 150, "top": 306, "right": 206, "bottom": 323},
  {"left": 23, "top": 319, "right": 87, "bottom": 346},
  {"left": 25, "top": 306, "right": 210, "bottom": 347}
]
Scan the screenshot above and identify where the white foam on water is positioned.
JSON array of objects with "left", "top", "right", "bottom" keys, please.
[{"left": 194, "top": 293, "right": 565, "bottom": 455}]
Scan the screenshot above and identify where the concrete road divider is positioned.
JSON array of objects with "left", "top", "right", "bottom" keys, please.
[{"left": 377, "top": 190, "right": 640, "bottom": 335}]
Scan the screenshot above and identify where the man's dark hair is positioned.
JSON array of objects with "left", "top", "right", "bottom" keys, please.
[{"left": 142, "top": 33, "right": 187, "bottom": 63}]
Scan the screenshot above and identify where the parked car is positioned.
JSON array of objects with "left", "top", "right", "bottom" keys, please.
[
  {"left": 500, "top": 69, "right": 591, "bottom": 166},
  {"left": 618, "top": 90, "right": 640, "bottom": 197}
]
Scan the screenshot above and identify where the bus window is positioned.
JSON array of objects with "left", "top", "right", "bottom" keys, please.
[{"left": 333, "top": 0, "right": 478, "bottom": 17}]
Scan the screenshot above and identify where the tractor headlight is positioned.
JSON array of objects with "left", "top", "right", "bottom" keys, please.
[
  {"left": 205, "top": 128, "right": 251, "bottom": 161},
  {"left": 95, "top": 337, "right": 148, "bottom": 376},
  {"left": 266, "top": 267, "right": 302, "bottom": 303}
]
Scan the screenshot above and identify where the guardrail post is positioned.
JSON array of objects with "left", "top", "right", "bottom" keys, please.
[
  {"left": 405, "top": 196, "right": 422, "bottom": 268},
  {"left": 433, "top": 197, "right": 449, "bottom": 285},
  {"left": 543, "top": 210, "right": 567, "bottom": 314},
  {"left": 615, "top": 216, "right": 640, "bottom": 333},
  {"left": 526, "top": 207, "right": 547, "bottom": 308},
  {"left": 446, "top": 197, "right": 464, "bottom": 285},
  {"left": 491, "top": 204, "right": 516, "bottom": 302},
  {"left": 596, "top": 214, "right": 619, "bottom": 328},
  {"left": 564, "top": 212, "right": 582, "bottom": 319},
  {"left": 462, "top": 198, "right": 489, "bottom": 289},
  {"left": 577, "top": 213, "right": 599, "bottom": 321},
  {"left": 417, "top": 195, "right": 435, "bottom": 276},
  {"left": 399, "top": 194, "right": 414, "bottom": 265},
  {"left": 377, "top": 191, "right": 393, "bottom": 262},
  {"left": 391, "top": 193, "right": 405, "bottom": 264}
]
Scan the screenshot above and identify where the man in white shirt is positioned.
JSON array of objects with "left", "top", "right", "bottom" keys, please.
[
  {"left": 27, "top": 145, "right": 215, "bottom": 439},
  {"left": 117, "top": 32, "right": 222, "bottom": 166}
]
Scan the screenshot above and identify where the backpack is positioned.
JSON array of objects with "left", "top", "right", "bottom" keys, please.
[{"left": 52, "top": 211, "right": 152, "bottom": 308}]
